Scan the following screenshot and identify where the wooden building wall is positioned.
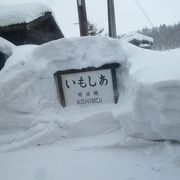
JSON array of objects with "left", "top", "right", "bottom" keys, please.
[{"left": 0, "top": 12, "right": 64, "bottom": 46}]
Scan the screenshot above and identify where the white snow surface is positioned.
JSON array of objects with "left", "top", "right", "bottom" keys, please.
[
  {"left": 1, "top": 140, "right": 180, "bottom": 180},
  {"left": 0, "top": 3, "right": 52, "bottom": 26},
  {"left": 121, "top": 43, "right": 180, "bottom": 141},
  {"left": 0, "top": 36, "right": 180, "bottom": 152}
]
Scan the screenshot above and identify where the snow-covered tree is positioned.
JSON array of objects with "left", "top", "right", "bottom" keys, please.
[{"left": 87, "top": 22, "right": 104, "bottom": 36}]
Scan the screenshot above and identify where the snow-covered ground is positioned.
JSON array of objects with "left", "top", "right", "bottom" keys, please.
[
  {"left": 1, "top": 138, "right": 180, "bottom": 180},
  {"left": 0, "top": 36, "right": 180, "bottom": 180}
]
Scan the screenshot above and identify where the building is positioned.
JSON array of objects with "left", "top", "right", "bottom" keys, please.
[
  {"left": 121, "top": 32, "right": 153, "bottom": 49},
  {"left": 0, "top": 3, "right": 64, "bottom": 45}
]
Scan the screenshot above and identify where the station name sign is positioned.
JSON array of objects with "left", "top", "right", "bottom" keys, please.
[{"left": 54, "top": 63, "right": 120, "bottom": 107}]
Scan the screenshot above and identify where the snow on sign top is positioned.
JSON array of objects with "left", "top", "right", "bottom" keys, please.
[{"left": 0, "top": 3, "right": 52, "bottom": 27}]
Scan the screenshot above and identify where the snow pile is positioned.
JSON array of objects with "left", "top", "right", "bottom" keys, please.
[
  {"left": 121, "top": 44, "right": 180, "bottom": 141},
  {"left": 0, "top": 3, "right": 52, "bottom": 26},
  {"left": 0, "top": 36, "right": 180, "bottom": 151},
  {"left": 0, "top": 37, "right": 14, "bottom": 56},
  {"left": 0, "top": 37, "right": 126, "bottom": 150}
]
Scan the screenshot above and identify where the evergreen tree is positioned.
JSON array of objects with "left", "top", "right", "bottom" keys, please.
[
  {"left": 138, "top": 22, "right": 180, "bottom": 50},
  {"left": 87, "top": 22, "right": 104, "bottom": 36}
]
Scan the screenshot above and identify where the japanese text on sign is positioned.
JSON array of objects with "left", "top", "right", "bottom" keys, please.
[
  {"left": 65, "top": 74, "right": 108, "bottom": 89},
  {"left": 61, "top": 69, "right": 114, "bottom": 106}
]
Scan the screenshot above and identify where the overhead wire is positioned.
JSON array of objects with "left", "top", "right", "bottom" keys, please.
[{"left": 133, "top": 0, "right": 154, "bottom": 27}]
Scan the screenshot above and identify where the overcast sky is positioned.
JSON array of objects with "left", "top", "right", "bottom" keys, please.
[{"left": 1, "top": 0, "right": 180, "bottom": 37}]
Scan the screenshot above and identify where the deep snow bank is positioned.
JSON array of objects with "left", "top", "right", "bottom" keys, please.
[
  {"left": 121, "top": 44, "right": 180, "bottom": 141},
  {"left": 0, "top": 36, "right": 180, "bottom": 150},
  {"left": 0, "top": 37, "right": 127, "bottom": 150}
]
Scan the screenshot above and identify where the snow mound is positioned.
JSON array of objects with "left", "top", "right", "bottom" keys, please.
[
  {"left": 131, "top": 81, "right": 180, "bottom": 140},
  {"left": 0, "top": 37, "right": 127, "bottom": 150},
  {"left": 0, "top": 37, "right": 14, "bottom": 56},
  {"left": 0, "top": 3, "right": 52, "bottom": 26},
  {"left": 121, "top": 44, "right": 180, "bottom": 141},
  {"left": 0, "top": 36, "right": 180, "bottom": 151}
]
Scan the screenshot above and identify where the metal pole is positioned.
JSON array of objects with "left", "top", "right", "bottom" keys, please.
[
  {"left": 76, "top": 0, "right": 88, "bottom": 36},
  {"left": 107, "top": 0, "right": 117, "bottom": 38}
]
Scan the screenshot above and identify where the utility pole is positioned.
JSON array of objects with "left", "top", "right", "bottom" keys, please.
[
  {"left": 107, "top": 0, "right": 117, "bottom": 38},
  {"left": 76, "top": 0, "right": 88, "bottom": 36}
]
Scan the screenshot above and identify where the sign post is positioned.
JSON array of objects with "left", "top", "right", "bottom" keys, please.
[{"left": 54, "top": 63, "right": 120, "bottom": 107}]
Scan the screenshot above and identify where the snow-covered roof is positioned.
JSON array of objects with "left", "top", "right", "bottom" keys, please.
[
  {"left": 0, "top": 3, "right": 52, "bottom": 27},
  {"left": 121, "top": 32, "right": 153, "bottom": 44}
]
